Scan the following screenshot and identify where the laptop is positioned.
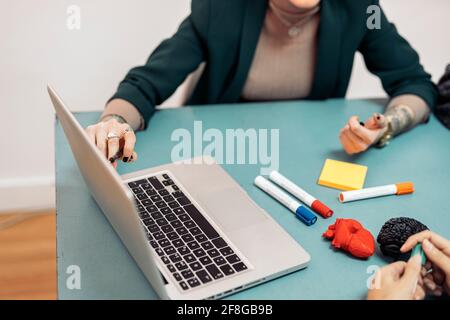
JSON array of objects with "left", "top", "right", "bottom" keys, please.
[{"left": 48, "top": 85, "right": 310, "bottom": 300}]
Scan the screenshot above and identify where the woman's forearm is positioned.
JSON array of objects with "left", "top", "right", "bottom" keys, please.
[
  {"left": 384, "top": 94, "right": 430, "bottom": 136},
  {"left": 101, "top": 99, "right": 144, "bottom": 131}
]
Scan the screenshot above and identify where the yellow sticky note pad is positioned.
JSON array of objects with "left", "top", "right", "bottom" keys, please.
[{"left": 318, "top": 159, "right": 367, "bottom": 191}]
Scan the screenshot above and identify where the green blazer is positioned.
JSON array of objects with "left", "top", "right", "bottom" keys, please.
[{"left": 111, "top": 0, "right": 438, "bottom": 127}]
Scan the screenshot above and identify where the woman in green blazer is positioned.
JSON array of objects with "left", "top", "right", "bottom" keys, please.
[{"left": 86, "top": 0, "right": 437, "bottom": 164}]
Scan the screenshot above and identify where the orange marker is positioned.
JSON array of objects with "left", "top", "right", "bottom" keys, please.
[{"left": 339, "top": 182, "right": 414, "bottom": 203}]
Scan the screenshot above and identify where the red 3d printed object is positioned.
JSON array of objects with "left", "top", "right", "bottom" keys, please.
[{"left": 323, "top": 218, "right": 375, "bottom": 259}]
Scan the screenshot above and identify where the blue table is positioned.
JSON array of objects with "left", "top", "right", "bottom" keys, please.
[{"left": 56, "top": 99, "right": 450, "bottom": 299}]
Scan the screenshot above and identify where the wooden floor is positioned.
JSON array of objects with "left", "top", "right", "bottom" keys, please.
[{"left": 0, "top": 211, "right": 57, "bottom": 300}]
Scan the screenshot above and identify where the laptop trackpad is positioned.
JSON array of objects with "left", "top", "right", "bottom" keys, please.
[{"left": 200, "top": 188, "right": 268, "bottom": 232}]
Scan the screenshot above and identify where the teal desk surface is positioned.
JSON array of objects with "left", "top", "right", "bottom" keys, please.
[{"left": 56, "top": 99, "right": 450, "bottom": 300}]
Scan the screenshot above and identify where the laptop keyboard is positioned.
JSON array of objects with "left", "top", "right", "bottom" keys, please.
[{"left": 127, "top": 172, "right": 248, "bottom": 292}]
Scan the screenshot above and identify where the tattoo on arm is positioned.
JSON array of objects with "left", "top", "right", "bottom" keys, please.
[{"left": 384, "top": 104, "right": 416, "bottom": 136}]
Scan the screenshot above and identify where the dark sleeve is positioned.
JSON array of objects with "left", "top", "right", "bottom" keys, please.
[
  {"left": 109, "top": 0, "right": 209, "bottom": 128},
  {"left": 358, "top": 1, "right": 438, "bottom": 109}
]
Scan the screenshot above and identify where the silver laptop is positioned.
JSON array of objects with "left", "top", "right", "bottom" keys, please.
[{"left": 48, "top": 85, "right": 310, "bottom": 300}]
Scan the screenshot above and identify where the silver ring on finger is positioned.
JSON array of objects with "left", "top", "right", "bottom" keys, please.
[{"left": 107, "top": 132, "right": 121, "bottom": 140}]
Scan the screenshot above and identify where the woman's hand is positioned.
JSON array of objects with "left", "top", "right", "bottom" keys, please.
[
  {"left": 401, "top": 231, "right": 450, "bottom": 297},
  {"left": 339, "top": 114, "right": 388, "bottom": 154},
  {"left": 85, "top": 117, "right": 138, "bottom": 169},
  {"left": 367, "top": 255, "right": 425, "bottom": 300}
]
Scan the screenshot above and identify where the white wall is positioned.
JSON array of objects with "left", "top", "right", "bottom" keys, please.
[
  {"left": 350, "top": 0, "right": 450, "bottom": 98},
  {"left": 0, "top": 0, "right": 449, "bottom": 212},
  {"left": 0, "top": 0, "right": 191, "bottom": 212}
]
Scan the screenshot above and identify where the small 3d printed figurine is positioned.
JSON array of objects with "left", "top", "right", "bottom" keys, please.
[
  {"left": 377, "top": 217, "right": 428, "bottom": 261},
  {"left": 323, "top": 218, "right": 375, "bottom": 259}
]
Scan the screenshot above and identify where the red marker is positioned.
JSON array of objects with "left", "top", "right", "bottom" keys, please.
[{"left": 269, "top": 171, "right": 333, "bottom": 218}]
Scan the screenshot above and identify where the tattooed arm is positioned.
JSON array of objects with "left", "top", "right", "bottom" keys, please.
[
  {"left": 384, "top": 94, "right": 430, "bottom": 136},
  {"left": 339, "top": 94, "right": 430, "bottom": 154}
]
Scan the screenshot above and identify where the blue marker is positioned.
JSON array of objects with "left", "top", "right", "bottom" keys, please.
[{"left": 254, "top": 176, "right": 317, "bottom": 226}]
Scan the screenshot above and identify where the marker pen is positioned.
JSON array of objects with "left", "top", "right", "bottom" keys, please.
[
  {"left": 339, "top": 182, "right": 414, "bottom": 203},
  {"left": 269, "top": 171, "right": 333, "bottom": 218},
  {"left": 360, "top": 114, "right": 385, "bottom": 128},
  {"left": 254, "top": 176, "right": 317, "bottom": 226},
  {"left": 412, "top": 243, "right": 427, "bottom": 266},
  {"left": 373, "top": 113, "right": 386, "bottom": 128}
]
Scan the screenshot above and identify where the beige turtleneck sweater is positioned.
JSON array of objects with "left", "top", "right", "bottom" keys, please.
[
  {"left": 241, "top": 0, "right": 320, "bottom": 100},
  {"left": 103, "top": 0, "right": 429, "bottom": 131}
]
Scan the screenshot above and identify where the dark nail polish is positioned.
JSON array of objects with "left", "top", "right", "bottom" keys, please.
[
  {"left": 359, "top": 122, "right": 365, "bottom": 127},
  {"left": 109, "top": 152, "right": 122, "bottom": 163},
  {"left": 123, "top": 157, "right": 129, "bottom": 163}
]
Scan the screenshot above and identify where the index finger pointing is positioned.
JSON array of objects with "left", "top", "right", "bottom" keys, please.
[{"left": 401, "top": 231, "right": 450, "bottom": 254}]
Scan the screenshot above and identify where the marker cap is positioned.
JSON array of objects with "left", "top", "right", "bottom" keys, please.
[
  {"left": 295, "top": 206, "right": 317, "bottom": 226},
  {"left": 311, "top": 200, "right": 333, "bottom": 218},
  {"left": 395, "top": 182, "right": 414, "bottom": 195}
]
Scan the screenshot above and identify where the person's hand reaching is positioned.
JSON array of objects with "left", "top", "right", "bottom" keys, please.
[
  {"left": 367, "top": 254, "right": 425, "bottom": 300},
  {"left": 339, "top": 113, "right": 388, "bottom": 154},
  {"left": 401, "top": 231, "right": 450, "bottom": 297},
  {"left": 85, "top": 116, "right": 138, "bottom": 169}
]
